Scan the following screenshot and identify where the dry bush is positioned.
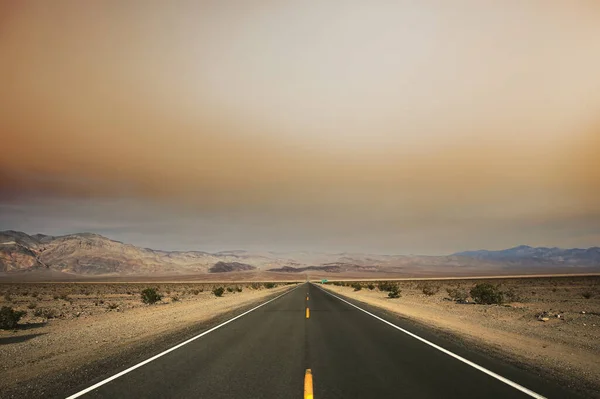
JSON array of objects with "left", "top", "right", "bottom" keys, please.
[
  {"left": 421, "top": 284, "right": 439, "bottom": 296},
  {"left": 0, "top": 306, "right": 26, "bottom": 329}
]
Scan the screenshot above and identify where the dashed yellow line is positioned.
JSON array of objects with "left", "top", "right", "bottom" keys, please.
[
  {"left": 304, "top": 369, "right": 314, "bottom": 399},
  {"left": 306, "top": 307, "right": 310, "bottom": 319}
]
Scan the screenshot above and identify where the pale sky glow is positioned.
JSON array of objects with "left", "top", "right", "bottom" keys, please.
[{"left": 1, "top": 1, "right": 599, "bottom": 254}]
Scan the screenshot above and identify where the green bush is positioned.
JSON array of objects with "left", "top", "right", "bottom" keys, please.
[
  {"left": 377, "top": 281, "right": 398, "bottom": 292},
  {"left": 226, "top": 287, "right": 234, "bottom": 293},
  {"left": 388, "top": 286, "right": 401, "bottom": 299},
  {"left": 351, "top": 283, "right": 362, "bottom": 291},
  {"left": 446, "top": 287, "right": 468, "bottom": 302},
  {"left": 367, "top": 284, "right": 375, "bottom": 290},
  {"left": 250, "top": 283, "right": 261, "bottom": 290},
  {"left": 0, "top": 306, "right": 26, "bottom": 329},
  {"left": 141, "top": 288, "right": 162, "bottom": 304},
  {"left": 264, "top": 282, "right": 276, "bottom": 289},
  {"left": 470, "top": 283, "right": 504, "bottom": 305},
  {"left": 236, "top": 286, "right": 243, "bottom": 293},
  {"left": 213, "top": 287, "right": 225, "bottom": 297}
]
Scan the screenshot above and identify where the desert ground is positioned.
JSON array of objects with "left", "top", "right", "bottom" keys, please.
[
  {"left": 321, "top": 275, "right": 600, "bottom": 397},
  {"left": 0, "top": 282, "right": 296, "bottom": 399}
]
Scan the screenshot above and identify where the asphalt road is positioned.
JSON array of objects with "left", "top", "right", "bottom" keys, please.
[{"left": 67, "top": 283, "right": 583, "bottom": 398}]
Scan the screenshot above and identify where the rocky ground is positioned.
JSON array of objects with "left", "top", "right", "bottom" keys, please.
[
  {"left": 321, "top": 276, "right": 600, "bottom": 398},
  {"left": 0, "top": 282, "right": 294, "bottom": 398}
]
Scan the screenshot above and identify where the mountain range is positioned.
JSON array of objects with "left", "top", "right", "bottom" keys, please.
[
  {"left": 1, "top": 230, "right": 599, "bottom": 279},
  {"left": 454, "top": 245, "right": 600, "bottom": 265}
]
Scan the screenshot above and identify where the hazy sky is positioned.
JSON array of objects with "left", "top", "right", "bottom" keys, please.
[{"left": 1, "top": 1, "right": 599, "bottom": 254}]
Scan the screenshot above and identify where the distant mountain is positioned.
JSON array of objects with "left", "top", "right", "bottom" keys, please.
[
  {"left": 209, "top": 261, "right": 256, "bottom": 273},
  {"left": 0, "top": 231, "right": 277, "bottom": 275},
  {"left": 1, "top": 231, "right": 598, "bottom": 278},
  {"left": 454, "top": 245, "right": 600, "bottom": 266}
]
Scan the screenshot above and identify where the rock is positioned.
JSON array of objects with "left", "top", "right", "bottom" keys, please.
[
  {"left": 581, "top": 311, "right": 586, "bottom": 314},
  {"left": 541, "top": 317, "right": 549, "bottom": 322}
]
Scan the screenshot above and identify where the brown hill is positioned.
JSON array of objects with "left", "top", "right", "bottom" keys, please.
[{"left": 209, "top": 261, "right": 256, "bottom": 273}]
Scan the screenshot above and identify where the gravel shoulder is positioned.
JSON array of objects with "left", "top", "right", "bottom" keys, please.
[
  {"left": 0, "top": 283, "right": 295, "bottom": 399},
  {"left": 321, "top": 277, "right": 600, "bottom": 398}
]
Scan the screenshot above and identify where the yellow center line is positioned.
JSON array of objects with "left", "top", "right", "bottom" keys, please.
[
  {"left": 306, "top": 307, "right": 310, "bottom": 318},
  {"left": 304, "top": 369, "right": 314, "bottom": 399}
]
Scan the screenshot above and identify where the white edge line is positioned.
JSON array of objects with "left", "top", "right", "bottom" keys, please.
[
  {"left": 66, "top": 283, "right": 304, "bottom": 399},
  {"left": 315, "top": 284, "right": 546, "bottom": 399}
]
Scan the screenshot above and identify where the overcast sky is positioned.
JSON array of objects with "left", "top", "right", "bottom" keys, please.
[{"left": 1, "top": 1, "right": 599, "bottom": 254}]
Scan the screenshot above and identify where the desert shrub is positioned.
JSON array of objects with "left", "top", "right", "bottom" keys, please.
[
  {"left": 0, "top": 306, "right": 26, "bottom": 329},
  {"left": 421, "top": 284, "right": 439, "bottom": 296},
  {"left": 226, "top": 287, "right": 234, "bottom": 293},
  {"left": 446, "top": 287, "right": 468, "bottom": 302},
  {"left": 107, "top": 302, "right": 119, "bottom": 309},
  {"left": 53, "top": 295, "right": 59, "bottom": 300},
  {"left": 27, "top": 302, "right": 37, "bottom": 309},
  {"left": 251, "top": 283, "right": 261, "bottom": 290},
  {"left": 192, "top": 289, "right": 201, "bottom": 295},
  {"left": 367, "top": 284, "right": 375, "bottom": 290},
  {"left": 31, "top": 292, "right": 39, "bottom": 298},
  {"left": 171, "top": 296, "right": 180, "bottom": 302},
  {"left": 213, "top": 287, "right": 225, "bottom": 297},
  {"left": 59, "top": 293, "right": 70, "bottom": 301},
  {"left": 470, "top": 283, "right": 504, "bottom": 305},
  {"left": 582, "top": 291, "right": 593, "bottom": 299},
  {"left": 236, "top": 286, "right": 243, "bottom": 293},
  {"left": 351, "top": 283, "right": 362, "bottom": 291},
  {"left": 264, "top": 282, "right": 276, "bottom": 289},
  {"left": 140, "top": 288, "right": 162, "bottom": 304},
  {"left": 34, "top": 308, "right": 57, "bottom": 319},
  {"left": 388, "top": 285, "right": 401, "bottom": 299},
  {"left": 378, "top": 281, "right": 398, "bottom": 292},
  {"left": 3, "top": 293, "right": 12, "bottom": 302}
]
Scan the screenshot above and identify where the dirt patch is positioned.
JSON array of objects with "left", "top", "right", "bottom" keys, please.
[
  {"left": 0, "top": 282, "right": 295, "bottom": 398},
  {"left": 321, "top": 276, "right": 600, "bottom": 397}
]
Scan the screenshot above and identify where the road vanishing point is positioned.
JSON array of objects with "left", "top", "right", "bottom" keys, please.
[{"left": 65, "top": 283, "right": 583, "bottom": 399}]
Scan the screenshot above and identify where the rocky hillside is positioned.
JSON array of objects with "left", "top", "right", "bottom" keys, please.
[
  {"left": 454, "top": 245, "right": 600, "bottom": 266},
  {"left": 0, "top": 231, "right": 276, "bottom": 275},
  {"left": 209, "top": 262, "right": 256, "bottom": 273}
]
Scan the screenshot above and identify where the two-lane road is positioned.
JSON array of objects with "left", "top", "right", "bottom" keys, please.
[{"left": 67, "top": 283, "right": 582, "bottom": 398}]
